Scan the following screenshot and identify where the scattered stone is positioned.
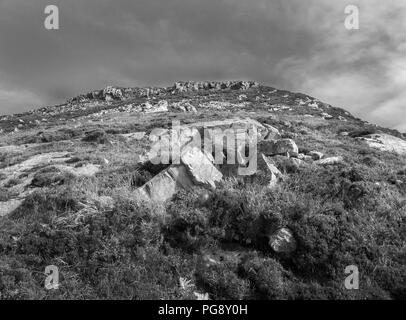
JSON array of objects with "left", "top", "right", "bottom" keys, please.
[
  {"left": 322, "top": 112, "right": 333, "bottom": 119},
  {"left": 180, "top": 147, "right": 222, "bottom": 189},
  {"left": 66, "top": 164, "right": 101, "bottom": 177},
  {"left": 315, "top": 156, "right": 344, "bottom": 166}
]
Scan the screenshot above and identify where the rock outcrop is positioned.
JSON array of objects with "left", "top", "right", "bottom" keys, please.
[
  {"left": 135, "top": 165, "right": 195, "bottom": 202},
  {"left": 172, "top": 80, "right": 259, "bottom": 93},
  {"left": 357, "top": 133, "right": 406, "bottom": 155},
  {"left": 180, "top": 147, "right": 222, "bottom": 189},
  {"left": 0, "top": 151, "right": 101, "bottom": 216}
]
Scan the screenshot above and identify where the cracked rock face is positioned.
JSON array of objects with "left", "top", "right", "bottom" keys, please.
[
  {"left": 315, "top": 156, "right": 344, "bottom": 166},
  {"left": 260, "top": 139, "right": 298, "bottom": 156}
]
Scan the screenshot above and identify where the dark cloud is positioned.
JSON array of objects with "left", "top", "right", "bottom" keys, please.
[{"left": 0, "top": 0, "right": 405, "bottom": 130}]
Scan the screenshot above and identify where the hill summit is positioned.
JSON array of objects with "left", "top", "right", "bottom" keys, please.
[{"left": 0, "top": 81, "right": 405, "bottom": 300}]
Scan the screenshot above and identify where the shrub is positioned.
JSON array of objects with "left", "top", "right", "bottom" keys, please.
[{"left": 82, "top": 130, "right": 110, "bottom": 144}]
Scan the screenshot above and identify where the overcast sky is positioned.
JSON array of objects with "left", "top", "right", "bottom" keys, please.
[{"left": 0, "top": 0, "right": 405, "bottom": 131}]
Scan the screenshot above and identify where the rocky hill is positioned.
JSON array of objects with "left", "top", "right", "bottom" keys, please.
[{"left": 0, "top": 81, "right": 405, "bottom": 300}]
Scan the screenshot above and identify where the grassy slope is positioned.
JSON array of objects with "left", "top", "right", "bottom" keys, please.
[{"left": 0, "top": 85, "right": 405, "bottom": 300}]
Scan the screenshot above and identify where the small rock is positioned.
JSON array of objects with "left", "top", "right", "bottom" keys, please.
[
  {"left": 322, "top": 112, "right": 333, "bottom": 119},
  {"left": 135, "top": 165, "right": 195, "bottom": 202},
  {"left": 309, "top": 151, "right": 324, "bottom": 160}
]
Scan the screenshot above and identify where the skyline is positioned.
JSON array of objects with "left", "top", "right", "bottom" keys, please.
[{"left": 0, "top": 0, "right": 405, "bottom": 131}]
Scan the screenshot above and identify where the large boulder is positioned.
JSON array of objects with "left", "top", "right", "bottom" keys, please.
[
  {"left": 135, "top": 165, "right": 194, "bottom": 202},
  {"left": 180, "top": 147, "right": 222, "bottom": 189},
  {"left": 135, "top": 147, "right": 222, "bottom": 202}
]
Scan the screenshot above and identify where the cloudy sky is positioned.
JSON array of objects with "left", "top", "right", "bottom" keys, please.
[{"left": 0, "top": 0, "right": 405, "bottom": 131}]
